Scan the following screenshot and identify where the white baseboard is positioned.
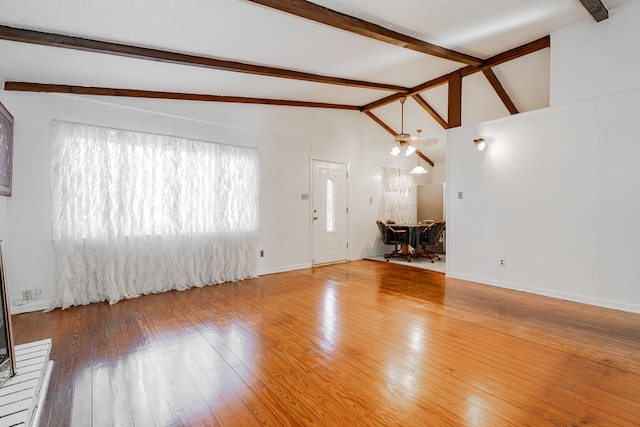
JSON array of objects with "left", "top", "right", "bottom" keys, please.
[
  {"left": 258, "top": 263, "right": 312, "bottom": 276},
  {"left": 446, "top": 272, "right": 640, "bottom": 315},
  {"left": 10, "top": 299, "right": 52, "bottom": 314}
]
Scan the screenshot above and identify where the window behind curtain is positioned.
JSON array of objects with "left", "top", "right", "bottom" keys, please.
[
  {"left": 381, "top": 167, "right": 414, "bottom": 224},
  {"left": 49, "top": 121, "right": 260, "bottom": 309}
]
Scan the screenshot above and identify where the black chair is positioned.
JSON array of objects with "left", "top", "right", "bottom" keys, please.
[
  {"left": 376, "top": 220, "right": 410, "bottom": 261},
  {"left": 419, "top": 220, "right": 445, "bottom": 263}
]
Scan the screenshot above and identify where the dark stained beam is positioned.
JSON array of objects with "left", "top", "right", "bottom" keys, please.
[
  {"left": 363, "top": 111, "right": 396, "bottom": 136},
  {"left": 578, "top": 0, "right": 609, "bottom": 22},
  {"left": 361, "top": 75, "right": 450, "bottom": 112},
  {"left": 415, "top": 149, "right": 435, "bottom": 168},
  {"left": 409, "top": 75, "right": 451, "bottom": 95},
  {"left": 411, "top": 94, "right": 449, "bottom": 129},
  {"left": 361, "top": 92, "right": 405, "bottom": 112},
  {"left": 4, "top": 82, "right": 361, "bottom": 110},
  {"left": 460, "top": 36, "right": 550, "bottom": 77},
  {"left": 360, "top": 36, "right": 550, "bottom": 121},
  {"left": 0, "top": 25, "right": 409, "bottom": 93},
  {"left": 245, "top": 0, "right": 483, "bottom": 66},
  {"left": 448, "top": 71, "right": 462, "bottom": 128},
  {"left": 482, "top": 68, "right": 519, "bottom": 115}
]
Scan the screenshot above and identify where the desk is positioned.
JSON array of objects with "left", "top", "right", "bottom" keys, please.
[{"left": 387, "top": 223, "right": 429, "bottom": 259}]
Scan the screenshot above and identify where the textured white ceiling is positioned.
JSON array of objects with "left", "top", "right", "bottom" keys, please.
[
  {"left": 309, "top": 0, "right": 632, "bottom": 54},
  {"left": 0, "top": 0, "right": 635, "bottom": 161}
]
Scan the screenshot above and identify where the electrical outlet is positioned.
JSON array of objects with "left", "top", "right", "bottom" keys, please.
[
  {"left": 21, "top": 289, "right": 42, "bottom": 301},
  {"left": 260, "top": 250, "right": 264, "bottom": 257},
  {"left": 499, "top": 257, "right": 507, "bottom": 267}
]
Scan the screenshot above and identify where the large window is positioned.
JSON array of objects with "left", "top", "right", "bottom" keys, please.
[
  {"left": 381, "top": 167, "right": 414, "bottom": 224},
  {"left": 49, "top": 121, "right": 260, "bottom": 309}
]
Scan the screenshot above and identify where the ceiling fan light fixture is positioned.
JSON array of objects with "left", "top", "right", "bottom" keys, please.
[
  {"left": 395, "top": 133, "right": 411, "bottom": 142},
  {"left": 410, "top": 165, "right": 428, "bottom": 175},
  {"left": 405, "top": 145, "right": 416, "bottom": 156},
  {"left": 391, "top": 99, "right": 434, "bottom": 157}
]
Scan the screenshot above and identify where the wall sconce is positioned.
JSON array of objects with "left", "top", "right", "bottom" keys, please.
[{"left": 474, "top": 138, "right": 486, "bottom": 151}]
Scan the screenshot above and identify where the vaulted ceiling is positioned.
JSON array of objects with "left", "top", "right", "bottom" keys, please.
[{"left": 0, "top": 0, "right": 633, "bottom": 162}]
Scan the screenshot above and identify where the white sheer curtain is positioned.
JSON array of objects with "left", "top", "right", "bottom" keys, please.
[
  {"left": 381, "top": 167, "right": 414, "bottom": 223},
  {"left": 49, "top": 121, "right": 260, "bottom": 309}
]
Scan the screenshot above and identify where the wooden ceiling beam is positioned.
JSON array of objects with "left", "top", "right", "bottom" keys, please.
[
  {"left": 409, "top": 75, "right": 451, "bottom": 96},
  {"left": 578, "top": 0, "right": 609, "bottom": 22},
  {"left": 363, "top": 111, "right": 396, "bottom": 136},
  {"left": 460, "top": 36, "right": 550, "bottom": 77},
  {"left": 361, "top": 75, "right": 450, "bottom": 112},
  {"left": 4, "top": 82, "right": 361, "bottom": 110},
  {"left": 360, "top": 35, "right": 549, "bottom": 121},
  {"left": 415, "top": 149, "right": 435, "bottom": 168},
  {"left": 482, "top": 68, "right": 519, "bottom": 115},
  {"left": 245, "top": 0, "right": 483, "bottom": 66},
  {"left": 447, "top": 72, "right": 462, "bottom": 128},
  {"left": 411, "top": 94, "right": 448, "bottom": 129},
  {"left": 0, "top": 25, "right": 409, "bottom": 93},
  {"left": 361, "top": 93, "right": 405, "bottom": 112}
]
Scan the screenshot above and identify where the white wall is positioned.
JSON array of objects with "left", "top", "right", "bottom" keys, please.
[
  {"left": 447, "top": 87, "right": 640, "bottom": 314},
  {"left": 10, "top": 1, "right": 636, "bottom": 314},
  {"left": 446, "top": 0, "right": 640, "bottom": 314},
  {"left": 416, "top": 165, "right": 445, "bottom": 221},
  {"left": 550, "top": 0, "right": 640, "bottom": 106},
  {"left": 2, "top": 92, "right": 413, "bottom": 313},
  {"left": 0, "top": 196, "right": 6, "bottom": 242},
  {"left": 0, "top": 87, "right": 8, "bottom": 242}
]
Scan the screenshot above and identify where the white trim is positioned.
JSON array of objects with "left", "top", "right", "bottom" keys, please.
[
  {"left": 446, "top": 273, "right": 640, "bottom": 314},
  {"left": 10, "top": 300, "right": 52, "bottom": 314},
  {"left": 258, "top": 263, "right": 312, "bottom": 276},
  {"left": 310, "top": 158, "right": 349, "bottom": 266}
]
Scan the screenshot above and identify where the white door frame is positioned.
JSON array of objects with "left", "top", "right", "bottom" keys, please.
[{"left": 310, "top": 158, "right": 349, "bottom": 266}]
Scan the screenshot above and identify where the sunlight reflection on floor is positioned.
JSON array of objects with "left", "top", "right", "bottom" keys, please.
[{"left": 365, "top": 255, "right": 446, "bottom": 273}]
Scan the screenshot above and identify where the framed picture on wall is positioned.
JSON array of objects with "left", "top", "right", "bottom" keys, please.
[{"left": 0, "top": 102, "right": 13, "bottom": 197}]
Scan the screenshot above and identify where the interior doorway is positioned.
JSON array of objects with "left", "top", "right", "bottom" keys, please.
[{"left": 311, "top": 160, "right": 348, "bottom": 265}]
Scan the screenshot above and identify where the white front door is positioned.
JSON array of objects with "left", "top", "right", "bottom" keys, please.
[{"left": 312, "top": 160, "right": 348, "bottom": 265}]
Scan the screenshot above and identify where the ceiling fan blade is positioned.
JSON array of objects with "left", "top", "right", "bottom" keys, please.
[{"left": 410, "top": 136, "right": 439, "bottom": 145}]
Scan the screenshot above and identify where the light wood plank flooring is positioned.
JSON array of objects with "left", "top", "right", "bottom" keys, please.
[{"left": 11, "top": 260, "right": 640, "bottom": 426}]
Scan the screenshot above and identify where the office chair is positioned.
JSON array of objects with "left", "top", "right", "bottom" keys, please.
[
  {"left": 376, "top": 220, "right": 410, "bottom": 261},
  {"left": 420, "top": 220, "right": 445, "bottom": 263}
]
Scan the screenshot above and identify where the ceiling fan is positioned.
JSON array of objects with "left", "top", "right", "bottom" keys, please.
[{"left": 391, "top": 97, "right": 438, "bottom": 156}]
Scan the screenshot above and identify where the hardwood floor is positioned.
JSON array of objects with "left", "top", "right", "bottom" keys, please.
[{"left": 11, "top": 260, "right": 640, "bottom": 426}]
